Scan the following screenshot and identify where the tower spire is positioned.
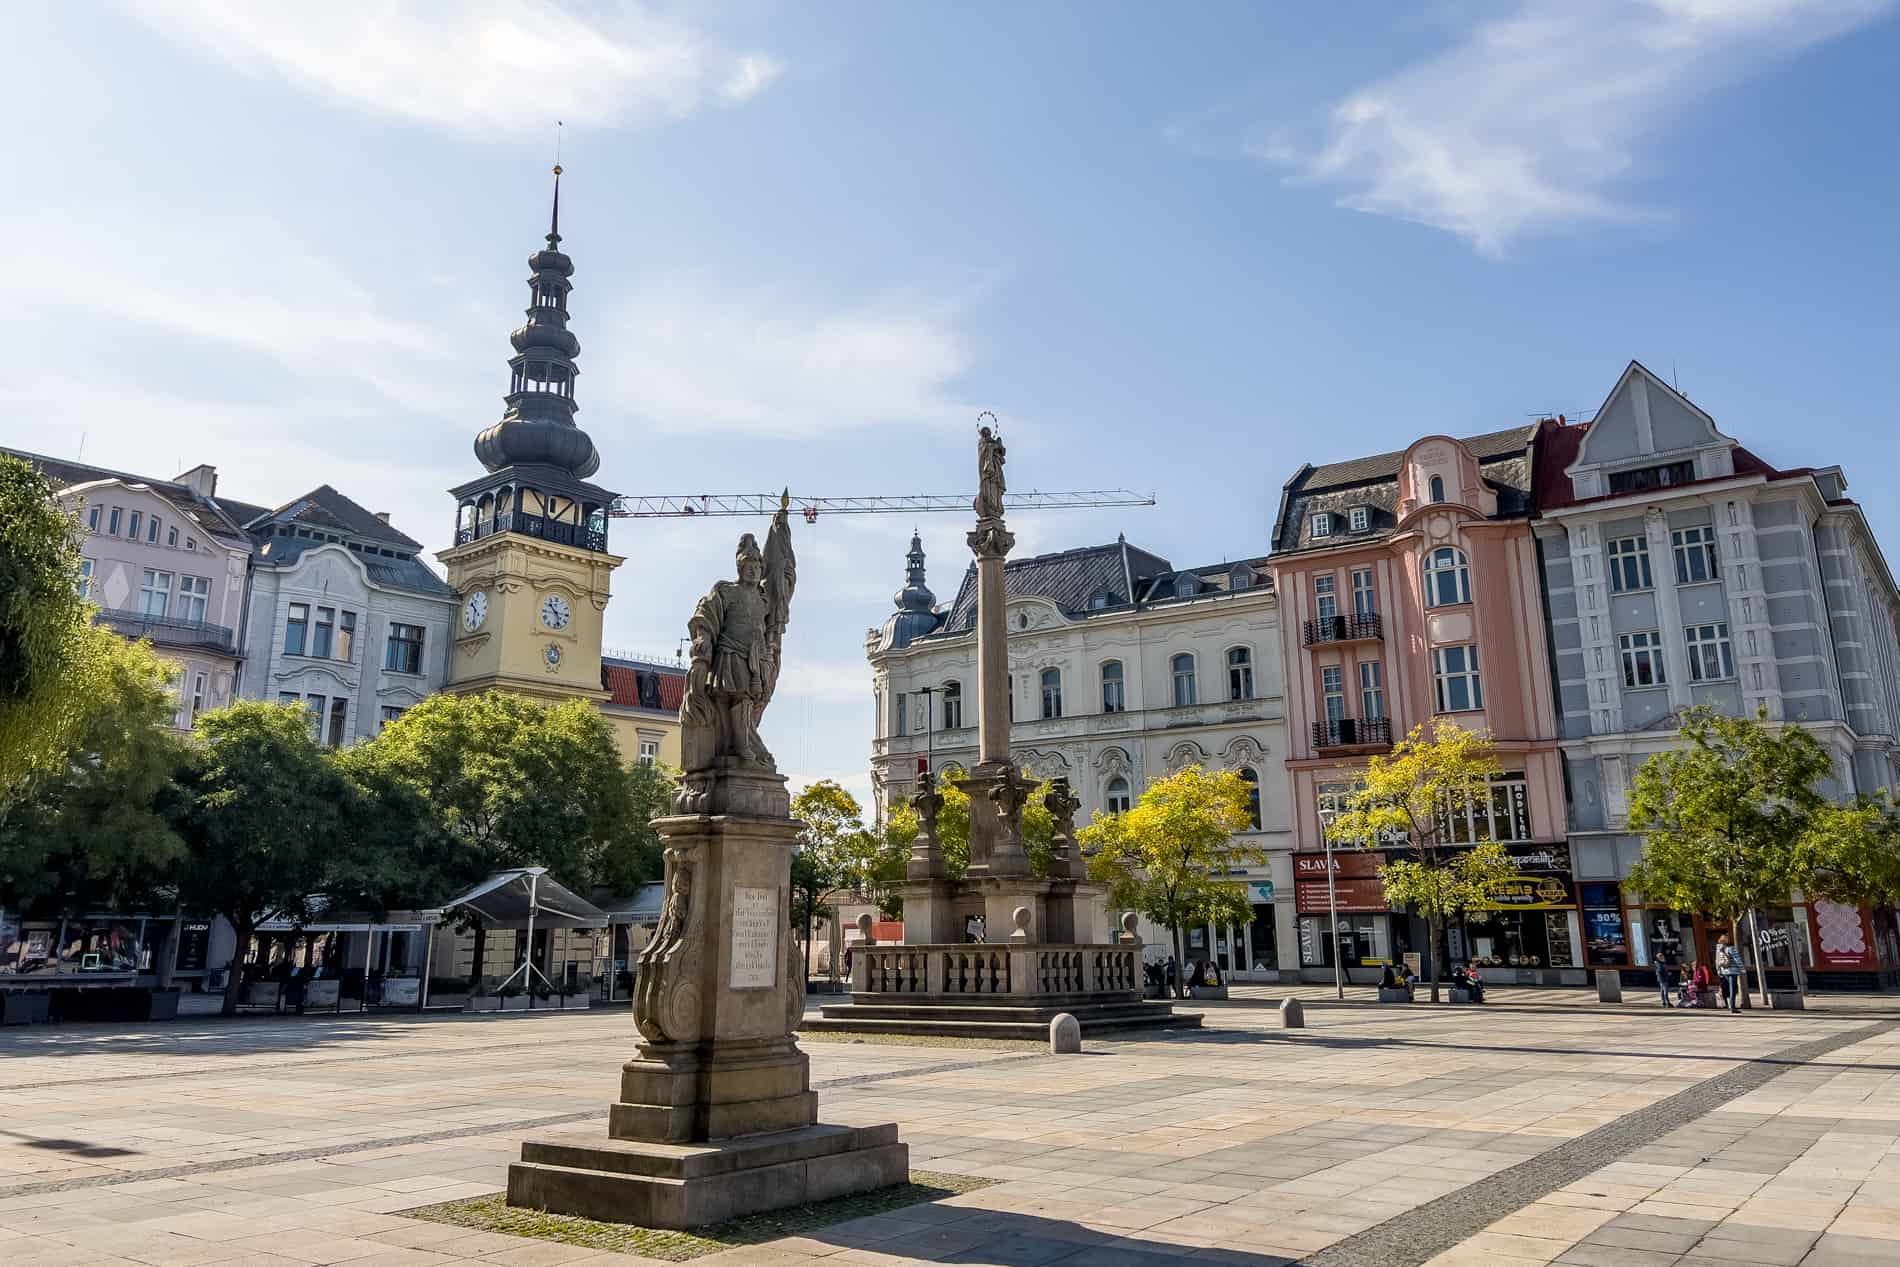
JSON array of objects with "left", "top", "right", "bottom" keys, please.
[{"left": 548, "top": 163, "right": 562, "bottom": 248}]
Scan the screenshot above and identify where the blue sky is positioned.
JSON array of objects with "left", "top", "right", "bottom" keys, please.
[{"left": 6, "top": 1, "right": 1897, "bottom": 805}]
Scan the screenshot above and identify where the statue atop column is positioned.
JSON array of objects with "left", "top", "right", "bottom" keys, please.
[
  {"left": 676, "top": 491, "right": 797, "bottom": 814},
  {"left": 969, "top": 420, "right": 1014, "bottom": 561}
]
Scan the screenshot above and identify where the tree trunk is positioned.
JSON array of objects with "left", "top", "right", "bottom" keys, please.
[
  {"left": 803, "top": 901, "right": 815, "bottom": 987},
  {"left": 1172, "top": 922, "right": 1187, "bottom": 998},
  {"left": 220, "top": 918, "right": 253, "bottom": 1018},
  {"left": 1428, "top": 913, "right": 1445, "bottom": 1005}
]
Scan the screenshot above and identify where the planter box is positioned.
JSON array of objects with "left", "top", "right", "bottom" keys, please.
[
  {"left": 2, "top": 993, "right": 49, "bottom": 1026},
  {"left": 465, "top": 996, "right": 502, "bottom": 1013},
  {"left": 1768, "top": 990, "right": 1805, "bottom": 1011},
  {"left": 1376, "top": 987, "right": 1413, "bottom": 1004},
  {"left": 303, "top": 981, "right": 340, "bottom": 1009},
  {"left": 499, "top": 995, "right": 531, "bottom": 1012},
  {"left": 144, "top": 988, "right": 181, "bottom": 1021},
  {"left": 429, "top": 993, "right": 470, "bottom": 1010},
  {"left": 1187, "top": 984, "right": 1228, "bottom": 1000},
  {"left": 559, "top": 994, "right": 591, "bottom": 1010},
  {"left": 1449, "top": 986, "right": 1474, "bottom": 1004},
  {"left": 240, "top": 981, "right": 282, "bottom": 1008},
  {"left": 381, "top": 979, "right": 421, "bottom": 1007}
]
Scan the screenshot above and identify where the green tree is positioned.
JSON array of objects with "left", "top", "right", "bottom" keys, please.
[
  {"left": 789, "top": 848, "right": 835, "bottom": 980},
  {"left": 170, "top": 702, "right": 347, "bottom": 1016},
  {"left": 792, "top": 780, "right": 863, "bottom": 972},
  {"left": 1376, "top": 842, "right": 1518, "bottom": 991},
  {"left": 1800, "top": 797, "right": 1900, "bottom": 912},
  {"left": 884, "top": 773, "right": 1056, "bottom": 881},
  {"left": 1323, "top": 721, "right": 1503, "bottom": 1002},
  {"left": 1626, "top": 707, "right": 1831, "bottom": 1005},
  {"left": 355, "top": 692, "right": 637, "bottom": 891},
  {"left": 595, "top": 761, "right": 676, "bottom": 899},
  {"left": 1081, "top": 765, "right": 1260, "bottom": 998},
  {"left": 0, "top": 637, "right": 187, "bottom": 914},
  {"left": 0, "top": 456, "right": 118, "bottom": 799}
]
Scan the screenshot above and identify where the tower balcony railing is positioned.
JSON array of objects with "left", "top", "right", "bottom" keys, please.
[
  {"left": 455, "top": 510, "right": 609, "bottom": 553},
  {"left": 1303, "top": 612, "right": 1382, "bottom": 647},
  {"left": 96, "top": 608, "right": 238, "bottom": 655},
  {"left": 1310, "top": 717, "right": 1392, "bottom": 751}
]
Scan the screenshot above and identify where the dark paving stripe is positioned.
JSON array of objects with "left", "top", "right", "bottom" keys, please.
[
  {"left": 0, "top": 1052, "right": 1035, "bottom": 1198},
  {"left": 1300, "top": 1018, "right": 1895, "bottom": 1267}
]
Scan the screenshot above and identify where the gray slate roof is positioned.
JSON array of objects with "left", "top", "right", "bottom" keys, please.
[
  {"left": 251, "top": 484, "right": 422, "bottom": 550},
  {"left": 3, "top": 447, "right": 258, "bottom": 544},
  {"left": 254, "top": 533, "right": 454, "bottom": 598},
  {"left": 932, "top": 540, "right": 1173, "bottom": 636}
]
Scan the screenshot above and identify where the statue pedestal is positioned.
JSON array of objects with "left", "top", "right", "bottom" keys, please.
[
  {"left": 896, "top": 879, "right": 961, "bottom": 945},
  {"left": 508, "top": 783, "right": 907, "bottom": 1228}
]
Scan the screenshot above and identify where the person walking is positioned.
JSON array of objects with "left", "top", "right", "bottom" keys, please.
[
  {"left": 1715, "top": 934, "right": 1746, "bottom": 1013},
  {"left": 1654, "top": 936, "right": 1681, "bottom": 1008}
]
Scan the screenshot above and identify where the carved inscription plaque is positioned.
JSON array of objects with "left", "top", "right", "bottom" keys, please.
[{"left": 729, "top": 885, "right": 779, "bottom": 989}]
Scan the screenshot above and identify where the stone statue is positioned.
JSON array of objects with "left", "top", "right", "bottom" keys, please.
[
  {"left": 676, "top": 492, "right": 797, "bottom": 812},
  {"left": 974, "top": 424, "right": 1006, "bottom": 521},
  {"left": 1043, "top": 778, "right": 1082, "bottom": 879},
  {"left": 911, "top": 770, "right": 944, "bottom": 843}
]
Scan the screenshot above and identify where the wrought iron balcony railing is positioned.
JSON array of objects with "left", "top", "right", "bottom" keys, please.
[
  {"left": 1311, "top": 717, "right": 1392, "bottom": 750},
  {"left": 1302, "top": 612, "right": 1383, "bottom": 647},
  {"left": 454, "top": 510, "right": 610, "bottom": 553},
  {"left": 97, "top": 608, "right": 238, "bottom": 654}
]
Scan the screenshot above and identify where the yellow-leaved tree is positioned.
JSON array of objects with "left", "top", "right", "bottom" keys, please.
[
  {"left": 1323, "top": 721, "right": 1517, "bottom": 1003},
  {"left": 1080, "top": 765, "right": 1259, "bottom": 998}
]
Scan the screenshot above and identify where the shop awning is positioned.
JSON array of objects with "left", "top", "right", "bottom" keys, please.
[
  {"left": 445, "top": 868, "right": 608, "bottom": 930},
  {"left": 591, "top": 883, "right": 665, "bottom": 925}
]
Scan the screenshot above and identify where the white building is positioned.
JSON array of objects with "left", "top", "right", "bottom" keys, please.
[
  {"left": 239, "top": 485, "right": 457, "bottom": 745},
  {"left": 866, "top": 533, "right": 1299, "bottom": 980}
]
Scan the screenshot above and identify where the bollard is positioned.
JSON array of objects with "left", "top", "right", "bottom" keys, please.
[
  {"left": 1277, "top": 998, "right": 1305, "bottom": 1029},
  {"left": 1595, "top": 970, "right": 1623, "bottom": 1004},
  {"left": 1049, "top": 1013, "right": 1081, "bottom": 1054}
]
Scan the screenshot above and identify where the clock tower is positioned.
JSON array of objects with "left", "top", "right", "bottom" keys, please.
[{"left": 438, "top": 167, "right": 622, "bottom": 704}]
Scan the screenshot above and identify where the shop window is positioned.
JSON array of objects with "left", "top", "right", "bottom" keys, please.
[
  {"left": 1580, "top": 883, "right": 1629, "bottom": 967},
  {"left": 1298, "top": 914, "right": 1387, "bottom": 968}
]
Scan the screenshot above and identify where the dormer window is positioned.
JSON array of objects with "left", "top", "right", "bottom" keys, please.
[
  {"left": 1310, "top": 513, "right": 1334, "bottom": 539},
  {"left": 1088, "top": 590, "right": 1114, "bottom": 611},
  {"left": 1229, "top": 566, "right": 1252, "bottom": 590},
  {"left": 1349, "top": 506, "right": 1370, "bottom": 533}
]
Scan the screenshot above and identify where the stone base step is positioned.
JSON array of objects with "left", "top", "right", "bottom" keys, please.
[
  {"left": 817, "top": 1000, "right": 1178, "bottom": 1024},
  {"left": 801, "top": 1006, "right": 1200, "bottom": 1041}
]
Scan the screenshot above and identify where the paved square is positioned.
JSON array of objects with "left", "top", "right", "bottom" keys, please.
[{"left": 0, "top": 988, "right": 1894, "bottom": 1266}]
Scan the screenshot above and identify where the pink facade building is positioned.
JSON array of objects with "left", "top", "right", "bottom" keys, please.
[{"left": 1270, "top": 428, "right": 1576, "bottom": 985}]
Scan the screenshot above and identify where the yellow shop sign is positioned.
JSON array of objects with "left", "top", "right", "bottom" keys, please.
[{"left": 1475, "top": 874, "right": 1573, "bottom": 911}]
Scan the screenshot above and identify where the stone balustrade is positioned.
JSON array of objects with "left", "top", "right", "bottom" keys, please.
[{"left": 851, "top": 944, "right": 1140, "bottom": 1001}]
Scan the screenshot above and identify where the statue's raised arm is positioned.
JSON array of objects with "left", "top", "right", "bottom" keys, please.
[{"left": 759, "top": 490, "right": 797, "bottom": 711}]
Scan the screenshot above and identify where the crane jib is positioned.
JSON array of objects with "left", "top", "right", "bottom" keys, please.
[{"left": 605, "top": 490, "right": 1156, "bottom": 518}]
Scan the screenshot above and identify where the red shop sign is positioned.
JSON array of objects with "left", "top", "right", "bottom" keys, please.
[
  {"left": 1294, "top": 850, "right": 1386, "bottom": 880},
  {"left": 1806, "top": 900, "right": 1878, "bottom": 971}
]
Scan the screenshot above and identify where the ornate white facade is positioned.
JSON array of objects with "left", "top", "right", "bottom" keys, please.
[{"left": 866, "top": 536, "right": 1299, "bottom": 979}]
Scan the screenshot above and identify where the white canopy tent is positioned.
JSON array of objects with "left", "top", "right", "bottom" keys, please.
[{"left": 445, "top": 868, "right": 608, "bottom": 995}]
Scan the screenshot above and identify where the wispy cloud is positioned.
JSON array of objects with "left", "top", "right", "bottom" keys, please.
[
  {"left": 127, "top": 0, "right": 784, "bottom": 135},
  {"left": 597, "top": 282, "right": 976, "bottom": 437},
  {"left": 1263, "top": 0, "right": 1891, "bottom": 254}
]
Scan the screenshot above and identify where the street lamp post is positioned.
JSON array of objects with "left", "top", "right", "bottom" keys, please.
[{"left": 1325, "top": 829, "right": 1344, "bottom": 1000}]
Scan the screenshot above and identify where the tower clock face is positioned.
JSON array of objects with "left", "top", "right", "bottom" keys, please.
[
  {"left": 462, "top": 590, "right": 488, "bottom": 632},
  {"left": 541, "top": 594, "right": 572, "bottom": 630}
]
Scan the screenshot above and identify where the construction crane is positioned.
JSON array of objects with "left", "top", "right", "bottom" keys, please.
[{"left": 608, "top": 489, "right": 1155, "bottom": 522}]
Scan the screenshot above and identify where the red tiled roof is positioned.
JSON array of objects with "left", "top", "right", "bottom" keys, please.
[{"left": 602, "top": 661, "right": 686, "bottom": 712}]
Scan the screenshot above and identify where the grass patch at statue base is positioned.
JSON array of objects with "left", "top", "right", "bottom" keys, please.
[{"left": 403, "top": 1170, "right": 995, "bottom": 1261}]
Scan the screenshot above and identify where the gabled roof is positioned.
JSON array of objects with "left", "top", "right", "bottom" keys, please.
[
  {"left": 933, "top": 540, "right": 1173, "bottom": 635},
  {"left": 3, "top": 447, "right": 257, "bottom": 543},
  {"left": 252, "top": 484, "right": 421, "bottom": 550},
  {"left": 1533, "top": 416, "right": 1800, "bottom": 513},
  {"left": 602, "top": 656, "right": 687, "bottom": 712}
]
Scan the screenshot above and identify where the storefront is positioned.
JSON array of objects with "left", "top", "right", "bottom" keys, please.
[
  {"left": 1447, "top": 846, "right": 1587, "bottom": 986},
  {"left": 1294, "top": 850, "right": 1402, "bottom": 983}
]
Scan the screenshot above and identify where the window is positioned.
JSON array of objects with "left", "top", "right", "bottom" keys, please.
[
  {"left": 1359, "top": 661, "right": 1384, "bottom": 720},
  {"left": 185, "top": 538, "right": 195, "bottom": 551},
  {"left": 326, "top": 698, "right": 349, "bottom": 748},
  {"left": 304, "top": 694, "right": 326, "bottom": 740},
  {"left": 128, "top": 510, "right": 142, "bottom": 541},
  {"left": 1227, "top": 647, "right": 1254, "bottom": 700},
  {"left": 336, "top": 611, "right": 356, "bottom": 662},
  {"left": 1607, "top": 536, "right": 1652, "bottom": 592},
  {"left": 1351, "top": 568, "right": 1376, "bottom": 616},
  {"left": 1439, "top": 774, "right": 1533, "bottom": 844},
  {"left": 76, "top": 558, "right": 94, "bottom": 599},
  {"left": 1608, "top": 460, "right": 1694, "bottom": 495},
  {"left": 1349, "top": 505, "right": 1370, "bottom": 533},
  {"left": 1088, "top": 590, "right": 1113, "bottom": 611},
  {"left": 1685, "top": 623, "right": 1735, "bottom": 682},
  {"left": 174, "top": 575, "right": 209, "bottom": 623},
  {"left": 139, "top": 569, "right": 172, "bottom": 617},
  {"left": 312, "top": 607, "right": 336, "bottom": 658},
  {"left": 1040, "top": 668, "right": 1063, "bottom": 720},
  {"left": 1619, "top": 631, "right": 1667, "bottom": 688},
  {"left": 108, "top": 507, "right": 122, "bottom": 535},
  {"left": 277, "top": 692, "right": 299, "bottom": 707},
  {"left": 1106, "top": 776, "right": 1131, "bottom": 814},
  {"left": 167, "top": 526, "right": 178, "bottom": 547},
  {"left": 380, "top": 706, "right": 407, "bottom": 731},
  {"left": 1321, "top": 665, "right": 1345, "bottom": 724},
  {"left": 1673, "top": 526, "right": 1720, "bottom": 584},
  {"left": 1230, "top": 566, "right": 1252, "bottom": 590},
  {"left": 1239, "top": 766, "right": 1261, "bottom": 829},
  {"left": 147, "top": 515, "right": 160, "bottom": 544},
  {"left": 1423, "top": 547, "right": 1471, "bottom": 607},
  {"left": 1171, "top": 654, "right": 1196, "bottom": 707},
  {"left": 1310, "top": 513, "right": 1333, "bottom": 539},
  {"left": 1432, "top": 644, "right": 1483, "bottom": 712},
  {"left": 1429, "top": 475, "right": 1446, "bottom": 504},
  {"left": 1314, "top": 574, "right": 1337, "bottom": 620},
  {"left": 87, "top": 505, "right": 100, "bottom": 532},
  {"left": 285, "top": 602, "right": 310, "bottom": 656},
  {"left": 942, "top": 680, "right": 962, "bottom": 729},
  {"left": 638, "top": 738, "right": 660, "bottom": 765},
  {"left": 1100, "top": 661, "right": 1124, "bottom": 714},
  {"left": 189, "top": 673, "right": 207, "bottom": 723},
  {"left": 385, "top": 623, "right": 424, "bottom": 674}
]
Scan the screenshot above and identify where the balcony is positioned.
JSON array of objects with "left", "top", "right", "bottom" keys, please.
[
  {"left": 1303, "top": 612, "right": 1382, "bottom": 647},
  {"left": 97, "top": 608, "right": 237, "bottom": 655},
  {"left": 1311, "top": 717, "right": 1391, "bottom": 751},
  {"left": 455, "top": 510, "right": 610, "bottom": 554}
]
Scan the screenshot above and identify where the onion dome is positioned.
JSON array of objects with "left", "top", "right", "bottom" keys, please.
[
  {"left": 473, "top": 165, "right": 601, "bottom": 479},
  {"left": 879, "top": 531, "right": 941, "bottom": 650}
]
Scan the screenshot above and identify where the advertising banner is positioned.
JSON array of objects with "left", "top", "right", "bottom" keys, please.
[{"left": 1807, "top": 900, "right": 1878, "bottom": 971}]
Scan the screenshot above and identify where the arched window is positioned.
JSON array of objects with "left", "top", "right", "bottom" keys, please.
[
  {"left": 1039, "top": 668, "right": 1063, "bottom": 720},
  {"left": 1227, "top": 647, "right": 1254, "bottom": 701},
  {"left": 1100, "top": 660, "right": 1125, "bottom": 714},
  {"left": 1423, "top": 546, "right": 1471, "bottom": 608},
  {"left": 941, "top": 679, "right": 962, "bottom": 730},
  {"left": 1239, "top": 766, "right": 1261, "bottom": 830},
  {"left": 1429, "top": 475, "right": 1447, "bottom": 503},
  {"left": 1106, "top": 776, "right": 1132, "bottom": 814},
  {"left": 1171, "top": 653, "right": 1197, "bottom": 707}
]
